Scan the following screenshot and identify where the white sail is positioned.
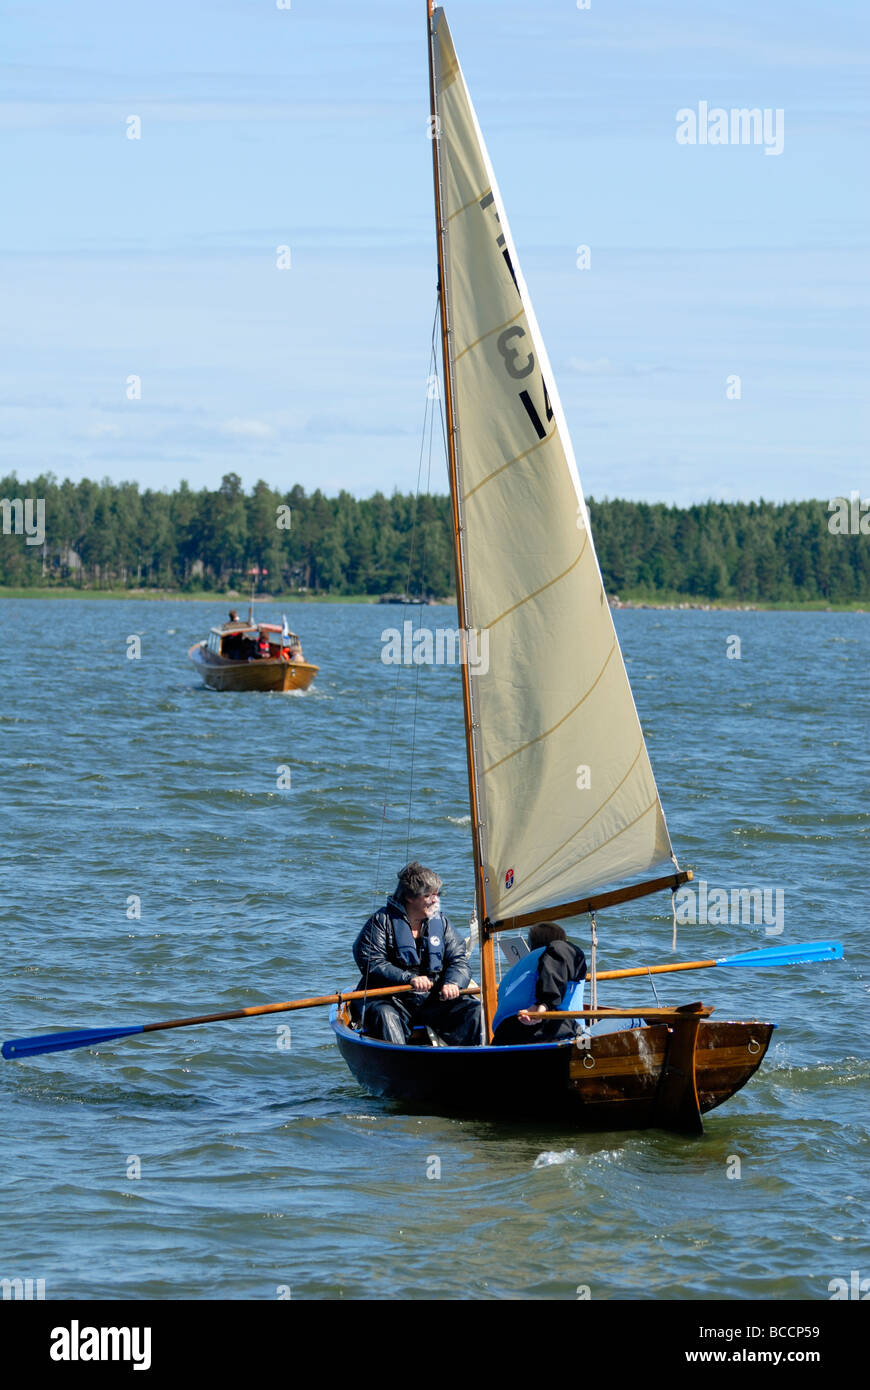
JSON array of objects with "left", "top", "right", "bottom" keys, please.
[{"left": 432, "top": 8, "right": 676, "bottom": 922}]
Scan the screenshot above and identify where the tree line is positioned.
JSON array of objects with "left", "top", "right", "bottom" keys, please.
[{"left": 1, "top": 472, "right": 866, "bottom": 603}]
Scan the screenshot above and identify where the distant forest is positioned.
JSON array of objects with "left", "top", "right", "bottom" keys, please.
[{"left": 1, "top": 472, "right": 867, "bottom": 603}]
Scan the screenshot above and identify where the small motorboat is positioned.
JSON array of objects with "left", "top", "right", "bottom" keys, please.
[{"left": 188, "top": 616, "right": 319, "bottom": 693}]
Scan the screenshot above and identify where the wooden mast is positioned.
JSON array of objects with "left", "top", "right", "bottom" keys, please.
[{"left": 427, "top": 0, "right": 498, "bottom": 1040}]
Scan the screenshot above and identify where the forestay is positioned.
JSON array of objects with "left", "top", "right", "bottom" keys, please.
[{"left": 431, "top": 8, "right": 676, "bottom": 921}]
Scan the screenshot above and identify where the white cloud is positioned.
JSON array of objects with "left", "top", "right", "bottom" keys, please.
[{"left": 220, "top": 418, "right": 274, "bottom": 439}]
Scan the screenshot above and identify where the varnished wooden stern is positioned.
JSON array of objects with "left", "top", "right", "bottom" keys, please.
[
  {"left": 188, "top": 642, "right": 319, "bottom": 692},
  {"left": 567, "top": 1017, "right": 775, "bottom": 1132},
  {"left": 331, "top": 1005, "right": 774, "bottom": 1134}
]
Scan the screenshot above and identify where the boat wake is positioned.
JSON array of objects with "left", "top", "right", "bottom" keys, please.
[
  {"left": 533, "top": 1149, "right": 578, "bottom": 1168},
  {"left": 533, "top": 1146, "right": 626, "bottom": 1169}
]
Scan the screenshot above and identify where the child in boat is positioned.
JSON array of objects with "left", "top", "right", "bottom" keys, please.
[{"left": 491, "top": 922, "right": 587, "bottom": 1046}]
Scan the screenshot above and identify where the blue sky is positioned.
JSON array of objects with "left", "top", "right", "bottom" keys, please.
[{"left": 1, "top": 0, "right": 867, "bottom": 504}]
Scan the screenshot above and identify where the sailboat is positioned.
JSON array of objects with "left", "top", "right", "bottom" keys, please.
[
  {"left": 0, "top": 4, "right": 843, "bottom": 1099},
  {"left": 330, "top": 2, "right": 776, "bottom": 1133}
]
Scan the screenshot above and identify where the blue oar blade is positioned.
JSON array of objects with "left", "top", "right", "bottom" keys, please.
[
  {"left": 2, "top": 1024, "right": 144, "bottom": 1060},
  {"left": 716, "top": 941, "right": 843, "bottom": 969}
]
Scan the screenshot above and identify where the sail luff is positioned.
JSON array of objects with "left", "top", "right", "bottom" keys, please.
[{"left": 428, "top": 0, "right": 498, "bottom": 1037}]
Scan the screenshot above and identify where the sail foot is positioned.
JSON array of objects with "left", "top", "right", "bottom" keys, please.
[{"left": 488, "top": 868, "right": 694, "bottom": 933}]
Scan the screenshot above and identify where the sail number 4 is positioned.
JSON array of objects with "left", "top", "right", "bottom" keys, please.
[{"left": 496, "top": 326, "right": 553, "bottom": 441}]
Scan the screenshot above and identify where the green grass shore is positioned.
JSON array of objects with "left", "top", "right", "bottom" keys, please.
[{"left": 0, "top": 586, "right": 865, "bottom": 611}]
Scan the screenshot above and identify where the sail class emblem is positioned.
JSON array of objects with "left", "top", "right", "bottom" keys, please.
[{"left": 505, "top": 868, "right": 514, "bottom": 890}]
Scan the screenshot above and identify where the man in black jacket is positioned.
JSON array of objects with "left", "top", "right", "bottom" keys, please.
[{"left": 352, "top": 862, "right": 481, "bottom": 1046}]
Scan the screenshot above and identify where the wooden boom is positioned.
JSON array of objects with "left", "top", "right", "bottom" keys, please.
[{"left": 487, "top": 868, "right": 693, "bottom": 934}]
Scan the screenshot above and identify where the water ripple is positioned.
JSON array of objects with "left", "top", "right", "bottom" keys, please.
[{"left": 0, "top": 601, "right": 867, "bottom": 1299}]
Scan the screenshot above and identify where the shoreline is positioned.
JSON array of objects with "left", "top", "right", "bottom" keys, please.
[
  {"left": 609, "top": 597, "right": 866, "bottom": 613},
  {"left": 0, "top": 586, "right": 865, "bottom": 612}
]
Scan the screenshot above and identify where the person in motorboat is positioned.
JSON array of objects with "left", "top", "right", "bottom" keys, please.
[
  {"left": 491, "top": 922, "right": 587, "bottom": 1046},
  {"left": 351, "top": 862, "right": 481, "bottom": 1046},
  {"left": 256, "top": 631, "right": 272, "bottom": 658}
]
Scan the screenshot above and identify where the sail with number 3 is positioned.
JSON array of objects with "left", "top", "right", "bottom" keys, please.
[{"left": 429, "top": 6, "right": 677, "bottom": 935}]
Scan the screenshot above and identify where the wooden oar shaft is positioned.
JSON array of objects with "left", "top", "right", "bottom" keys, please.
[
  {"left": 596, "top": 958, "right": 717, "bottom": 981},
  {"left": 142, "top": 982, "right": 481, "bottom": 1034},
  {"left": 5, "top": 940, "right": 836, "bottom": 1061}
]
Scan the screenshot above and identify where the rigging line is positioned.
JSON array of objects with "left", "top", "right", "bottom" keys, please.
[
  {"left": 669, "top": 848, "right": 681, "bottom": 950},
  {"left": 433, "top": 331, "right": 478, "bottom": 940},
  {"left": 433, "top": 329, "right": 480, "bottom": 942},
  {"left": 361, "top": 298, "right": 441, "bottom": 1015},
  {"left": 404, "top": 315, "right": 441, "bottom": 858},
  {"left": 374, "top": 303, "right": 437, "bottom": 864}
]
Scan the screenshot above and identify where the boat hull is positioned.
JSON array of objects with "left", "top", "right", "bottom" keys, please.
[
  {"left": 188, "top": 642, "right": 318, "bottom": 692},
  {"left": 331, "top": 1008, "right": 774, "bottom": 1133}
]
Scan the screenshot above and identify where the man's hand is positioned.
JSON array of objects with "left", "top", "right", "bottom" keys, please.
[
  {"left": 411, "top": 976, "right": 433, "bottom": 993},
  {"left": 518, "top": 1004, "right": 547, "bottom": 1025},
  {"left": 440, "top": 982, "right": 460, "bottom": 1000}
]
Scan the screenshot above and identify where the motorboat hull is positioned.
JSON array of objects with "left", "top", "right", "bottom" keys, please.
[{"left": 188, "top": 642, "right": 318, "bottom": 692}]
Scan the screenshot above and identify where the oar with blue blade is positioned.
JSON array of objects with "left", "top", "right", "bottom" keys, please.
[
  {"left": 712, "top": 941, "right": 844, "bottom": 968},
  {"left": 1, "top": 982, "right": 474, "bottom": 1060},
  {"left": 2, "top": 941, "right": 843, "bottom": 1060},
  {"left": 2, "top": 1026, "right": 146, "bottom": 1058},
  {"left": 597, "top": 939, "right": 844, "bottom": 981}
]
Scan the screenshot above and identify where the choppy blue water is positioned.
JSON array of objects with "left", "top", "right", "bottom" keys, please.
[{"left": 0, "top": 600, "right": 867, "bottom": 1299}]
